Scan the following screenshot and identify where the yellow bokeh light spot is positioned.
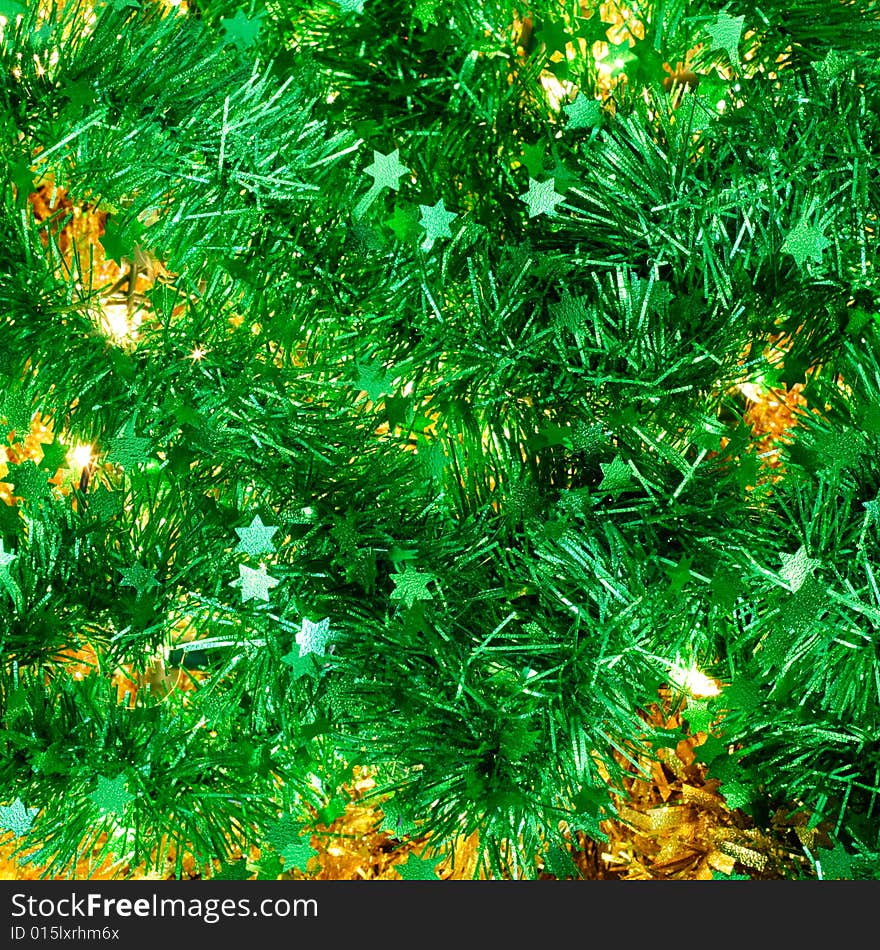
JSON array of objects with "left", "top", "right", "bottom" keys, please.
[
  {"left": 67, "top": 443, "right": 94, "bottom": 469},
  {"left": 670, "top": 663, "right": 721, "bottom": 698}
]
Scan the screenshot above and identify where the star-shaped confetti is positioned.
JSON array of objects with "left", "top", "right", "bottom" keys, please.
[
  {"left": 213, "top": 858, "right": 251, "bottom": 880},
  {"left": 221, "top": 9, "right": 263, "bottom": 51},
  {"left": 781, "top": 217, "right": 830, "bottom": 269},
  {"left": 418, "top": 198, "right": 457, "bottom": 251},
  {"left": 295, "top": 616, "right": 332, "bottom": 656},
  {"left": 413, "top": 0, "right": 441, "bottom": 28},
  {"left": 0, "top": 540, "right": 16, "bottom": 571},
  {"left": 364, "top": 149, "right": 408, "bottom": 191},
  {"left": 234, "top": 514, "right": 279, "bottom": 557},
  {"left": 355, "top": 360, "right": 394, "bottom": 402},
  {"left": 705, "top": 11, "right": 745, "bottom": 69},
  {"left": 385, "top": 203, "right": 420, "bottom": 242},
  {"left": 682, "top": 699, "right": 714, "bottom": 733},
  {"left": 519, "top": 177, "right": 565, "bottom": 218},
  {"left": 563, "top": 92, "right": 603, "bottom": 130},
  {"left": 266, "top": 814, "right": 302, "bottom": 852},
  {"left": 266, "top": 815, "right": 320, "bottom": 870},
  {"left": 598, "top": 455, "right": 633, "bottom": 494},
  {"left": 7, "top": 460, "right": 53, "bottom": 503},
  {"left": 0, "top": 391, "right": 33, "bottom": 431},
  {"left": 280, "top": 836, "right": 320, "bottom": 870},
  {"left": 779, "top": 546, "right": 820, "bottom": 593},
  {"left": 536, "top": 18, "right": 574, "bottom": 55},
  {"left": 379, "top": 800, "right": 420, "bottom": 838},
  {"left": 236, "top": 563, "right": 280, "bottom": 603},
  {"left": 107, "top": 420, "right": 151, "bottom": 468},
  {"left": 718, "top": 779, "right": 752, "bottom": 811},
  {"left": 550, "top": 292, "right": 589, "bottom": 332},
  {"left": 816, "top": 841, "right": 853, "bottom": 880},
  {"left": 664, "top": 554, "right": 694, "bottom": 595},
  {"left": 38, "top": 437, "right": 68, "bottom": 475},
  {"left": 88, "top": 774, "right": 134, "bottom": 816},
  {"left": 354, "top": 148, "right": 410, "bottom": 218},
  {"left": 281, "top": 649, "right": 320, "bottom": 680},
  {"left": 119, "top": 562, "right": 159, "bottom": 598},
  {"left": 390, "top": 566, "right": 435, "bottom": 608},
  {"left": 520, "top": 140, "right": 547, "bottom": 178},
  {"left": 813, "top": 48, "right": 848, "bottom": 83},
  {"left": 395, "top": 850, "right": 441, "bottom": 880},
  {"left": 0, "top": 798, "right": 39, "bottom": 838}
]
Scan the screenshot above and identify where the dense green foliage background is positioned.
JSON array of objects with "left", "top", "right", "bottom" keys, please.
[{"left": 1, "top": 0, "right": 880, "bottom": 878}]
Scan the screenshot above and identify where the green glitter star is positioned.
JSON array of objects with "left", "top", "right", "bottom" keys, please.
[
  {"left": 234, "top": 514, "right": 279, "bottom": 557},
  {"left": 519, "top": 177, "right": 565, "bottom": 218},
  {"left": 0, "top": 798, "right": 39, "bottom": 838},
  {"left": 333, "top": 0, "right": 365, "bottom": 12},
  {"left": 213, "top": 858, "right": 251, "bottom": 880},
  {"left": 281, "top": 649, "right": 320, "bottom": 680},
  {"left": 664, "top": 554, "right": 694, "bottom": 595},
  {"left": 718, "top": 779, "right": 751, "bottom": 811},
  {"left": 816, "top": 841, "right": 853, "bottom": 880},
  {"left": 396, "top": 850, "right": 440, "bottom": 880},
  {"left": 813, "top": 48, "right": 848, "bottom": 83},
  {"left": 236, "top": 563, "right": 279, "bottom": 603},
  {"left": 221, "top": 9, "right": 263, "bottom": 51},
  {"left": 682, "top": 699, "right": 714, "bottom": 733},
  {"left": 0, "top": 540, "right": 16, "bottom": 571},
  {"left": 364, "top": 148, "right": 408, "bottom": 191},
  {"left": 418, "top": 198, "right": 457, "bottom": 251},
  {"left": 598, "top": 455, "right": 633, "bottom": 494},
  {"left": 38, "top": 437, "right": 67, "bottom": 474},
  {"left": 536, "top": 18, "right": 573, "bottom": 55},
  {"left": 550, "top": 292, "right": 590, "bottom": 332},
  {"left": 266, "top": 816, "right": 319, "bottom": 870},
  {"left": 390, "top": 566, "right": 435, "bottom": 608},
  {"left": 413, "top": 0, "right": 441, "bottom": 28},
  {"left": 781, "top": 217, "right": 830, "bottom": 269},
  {"left": 0, "top": 392, "right": 33, "bottom": 432},
  {"left": 119, "top": 562, "right": 159, "bottom": 598},
  {"left": 88, "top": 774, "right": 134, "bottom": 816},
  {"left": 563, "top": 93, "right": 603, "bottom": 130},
  {"left": 280, "top": 836, "right": 320, "bottom": 870},
  {"left": 107, "top": 420, "right": 151, "bottom": 468},
  {"left": 355, "top": 360, "right": 394, "bottom": 402},
  {"left": 779, "top": 546, "right": 820, "bottom": 593},
  {"left": 354, "top": 148, "right": 410, "bottom": 219},
  {"left": 267, "top": 815, "right": 302, "bottom": 852},
  {"left": 705, "top": 12, "right": 745, "bottom": 69},
  {"left": 379, "top": 800, "right": 420, "bottom": 838},
  {"left": 385, "top": 203, "right": 421, "bottom": 242},
  {"left": 295, "top": 616, "right": 332, "bottom": 656},
  {"left": 7, "top": 460, "right": 53, "bottom": 503}
]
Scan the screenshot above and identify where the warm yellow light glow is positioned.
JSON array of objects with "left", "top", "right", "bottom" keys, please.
[
  {"left": 68, "top": 443, "right": 94, "bottom": 469},
  {"left": 190, "top": 346, "right": 206, "bottom": 361},
  {"left": 738, "top": 381, "right": 764, "bottom": 402},
  {"left": 98, "top": 302, "right": 142, "bottom": 344},
  {"left": 670, "top": 663, "right": 721, "bottom": 698}
]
